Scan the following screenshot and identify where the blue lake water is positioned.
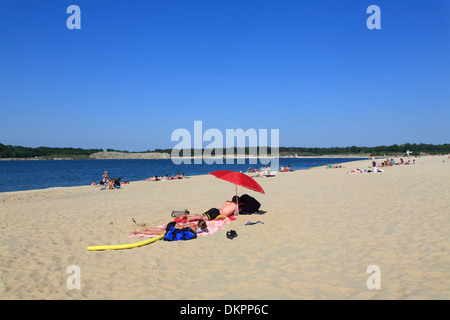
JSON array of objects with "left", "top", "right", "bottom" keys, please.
[{"left": 0, "top": 157, "right": 364, "bottom": 193}]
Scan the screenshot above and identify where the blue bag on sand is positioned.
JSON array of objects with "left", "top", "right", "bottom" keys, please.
[{"left": 164, "top": 226, "right": 197, "bottom": 241}]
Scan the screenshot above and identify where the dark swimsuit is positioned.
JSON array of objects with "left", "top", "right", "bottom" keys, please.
[{"left": 203, "top": 208, "right": 220, "bottom": 220}]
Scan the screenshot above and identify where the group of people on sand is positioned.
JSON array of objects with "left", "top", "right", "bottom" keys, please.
[
  {"left": 146, "top": 173, "right": 186, "bottom": 181},
  {"left": 280, "top": 165, "right": 293, "bottom": 172},
  {"left": 91, "top": 171, "right": 126, "bottom": 190},
  {"left": 133, "top": 197, "right": 239, "bottom": 236},
  {"left": 347, "top": 157, "right": 384, "bottom": 174},
  {"left": 133, "top": 194, "right": 260, "bottom": 237},
  {"left": 347, "top": 168, "right": 380, "bottom": 174},
  {"left": 255, "top": 165, "right": 274, "bottom": 177},
  {"left": 374, "top": 157, "right": 415, "bottom": 167},
  {"left": 249, "top": 165, "right": 292, "bottom": 176},
  {"left": 347, "top": 156, "right": 416, "bottom": 174},
  {"left": 326, "top": 163, "right": 344, "bottom": 169}
]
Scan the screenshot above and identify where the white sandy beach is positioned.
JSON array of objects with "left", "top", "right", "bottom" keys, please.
[{"left": 0, "top": 155, "right": 449, "bottom": 299}]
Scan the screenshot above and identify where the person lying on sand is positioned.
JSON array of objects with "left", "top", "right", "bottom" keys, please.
[
  {"left": 147, "top": 173, "right": 187, "bottom": 181},
  {"left": 181, "top": 200, "right": 239, "bottom": 222},
  {"left": 133, "top": 220, "right": 207, "bottom": 235},
  {"left": 348, "top": 168, "right": 365, "bottom": 174},
  {"left": 257, "top": 165, "right": 275, "bottom": 177}
]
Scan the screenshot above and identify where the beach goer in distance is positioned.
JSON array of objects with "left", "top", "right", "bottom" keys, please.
[
  {"left": 106, "top": 178, "right": 115, "bottom": 190},
  {"left": 133, "top": 220, "right": 207, "bottom": 235},
  {"left": 102, "top": 171, "right": 108, "bottom": 182},
  {"left": 114, "top": 177, "right": 122, "bottom": 188},
  {"left": 99, "top": 178, "right": 120, "bottom": 190},
  {"left": 257, "top": 165, "right": 272, "bottom": 177},
  {"left": 182, "top": 200, "right": 239, "bottom": 222},
  {"left": 371, "top": 156, "right": 376, "bottom": 168}
]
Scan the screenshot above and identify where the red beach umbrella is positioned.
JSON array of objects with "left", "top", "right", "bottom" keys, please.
[{"left": 209, "top": 170, "right": 265, "bottom": 216}]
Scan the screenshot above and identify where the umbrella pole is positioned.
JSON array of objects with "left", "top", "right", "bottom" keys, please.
[{"left": 235, "top": 185, "right": 239, "bottom": 216}]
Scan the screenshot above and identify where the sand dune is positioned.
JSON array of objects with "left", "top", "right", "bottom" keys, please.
[{"left": 0, "top": 155, "right": 449, "bottom": 299}]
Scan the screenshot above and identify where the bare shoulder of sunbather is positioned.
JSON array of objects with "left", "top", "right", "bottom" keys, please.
[{"left": 219, "top": 201, "right": 237, "bottom": 216}]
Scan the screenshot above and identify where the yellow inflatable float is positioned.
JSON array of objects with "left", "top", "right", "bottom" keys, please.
[{"left": 87, "top": 234, "right": 164, "bottom": 251}]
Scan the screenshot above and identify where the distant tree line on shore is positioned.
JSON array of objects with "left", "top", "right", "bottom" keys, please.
[
  {"left": 277, "top": 143, "right": 450, "bottom": 156},
  {"left": 1, "top": 142, "right": 448, "bottom": 159},
  {"left": 170, "top": 143, "right": 450, "bottom": 157},
  {"left": 0, "top": 143, "right": 103, "bottom": 159}
]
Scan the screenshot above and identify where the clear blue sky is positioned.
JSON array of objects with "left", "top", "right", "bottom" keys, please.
[{"left": 1, "top": 0, "right": 449, "bottom": 151}]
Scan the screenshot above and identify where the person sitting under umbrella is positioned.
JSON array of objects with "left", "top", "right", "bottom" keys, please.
[{"left": 232, "top": 194, "right": 261, "bottom": 215}]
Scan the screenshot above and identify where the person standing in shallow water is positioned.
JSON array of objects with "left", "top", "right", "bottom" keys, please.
[{"left": 101, "top": 171, "right": 108, "bottom": 184}]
